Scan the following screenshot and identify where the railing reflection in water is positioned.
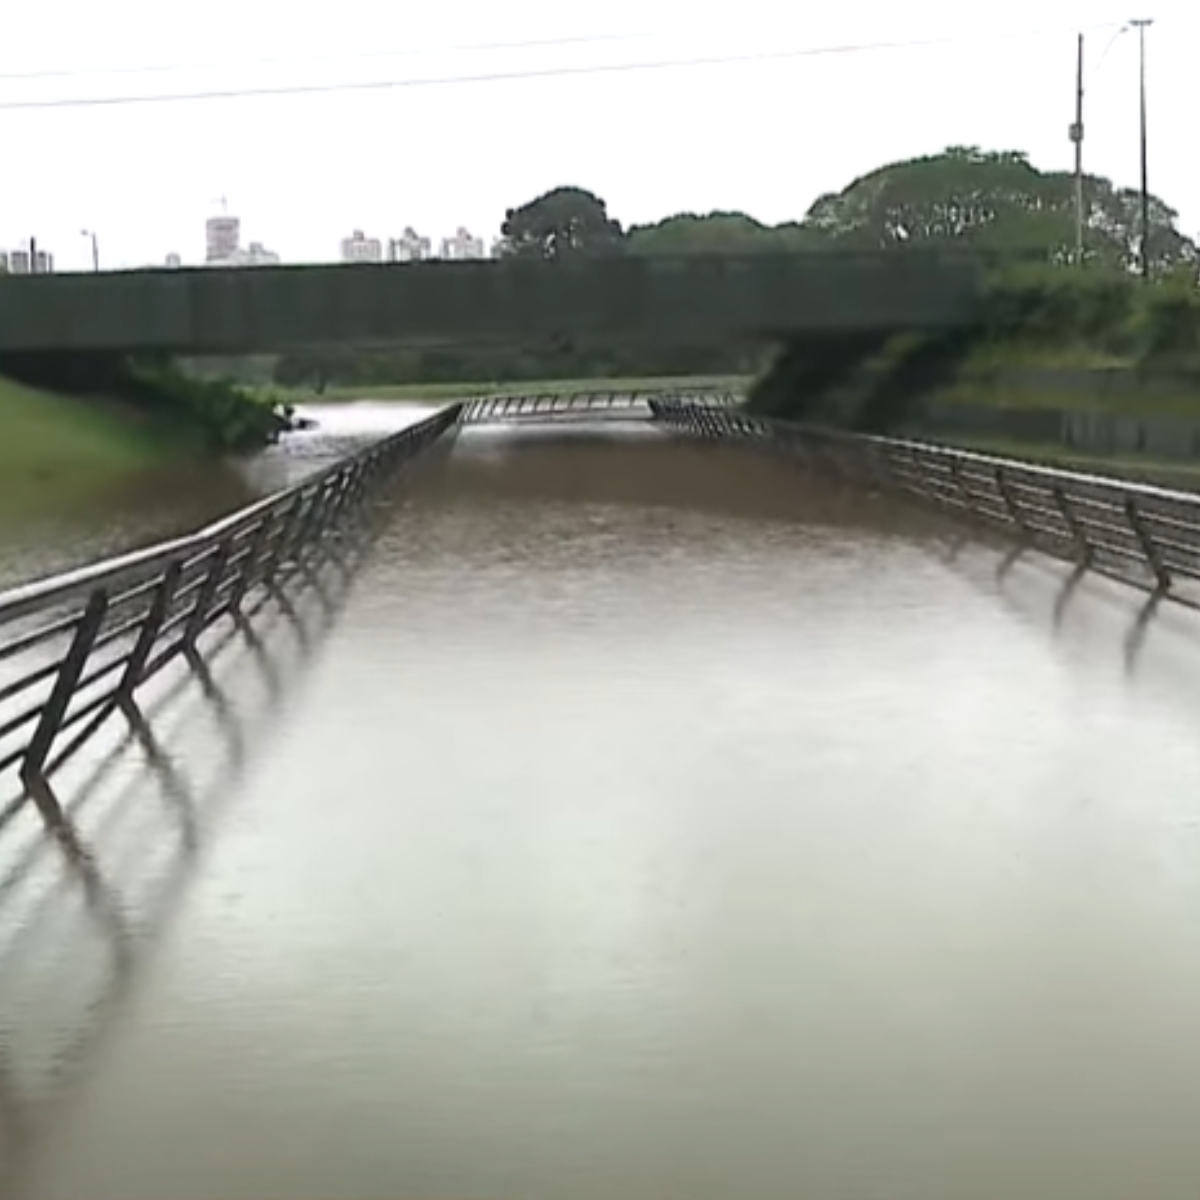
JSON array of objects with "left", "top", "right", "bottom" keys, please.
[{"left": 0, "top": 438, "right": 415, "bottom": 1197}]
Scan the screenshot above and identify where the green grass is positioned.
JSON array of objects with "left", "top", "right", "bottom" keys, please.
[
  {"left": 958, "top": 342, "right": 1133, "bottom": 372},
  {"left": 933, "top": 380, "right": 1200, "bottom": 417},
  {"left": 0, "top": 374, "right": 181, "bottom": 514},
  {"left": 937, "top": 435, "right": 1200, "bottom": 490},
  {"left": 287, "top": 374, "right": 752, "bottom": 403}
]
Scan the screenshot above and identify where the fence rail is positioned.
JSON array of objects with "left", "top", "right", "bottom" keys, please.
[
  {"left": 649, "top": 398, "right": 1200, "bottom": 607},
  {"left": 460, "top": 389, "right": 742, "bottom": 424},
  {"left": 0, "top": 406, "right": 459, "bottom": 788}
]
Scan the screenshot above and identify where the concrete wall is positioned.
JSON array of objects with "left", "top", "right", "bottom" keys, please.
[
  {"left": 0, "top": 253, "right": 983, "bottom": 355},
  {"left": 915, "top": 399, "right": 1200, "bottom": 462},
  {"left": 1061, "top": 410, "right": 1200, "bottom": 460}
]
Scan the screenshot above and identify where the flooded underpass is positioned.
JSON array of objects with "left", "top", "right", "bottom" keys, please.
[{"left": 7, "top": 414, "right": 1200, "bottom": 1200}]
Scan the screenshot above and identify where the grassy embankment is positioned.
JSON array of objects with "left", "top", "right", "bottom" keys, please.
[
  {"left": 0, "top": 362, "right": 292, "bottom": 520},
  {"left": 291, "top": 374, "right": 751, "bottom": 403},
  {"left": 934, "top": 435, "right": 1200, "bottom": 489},
  {"left": 930, "top": 341, "right": 1200, "bottom": 419},
  {"left": 0, "top": 374, "right": 187, "bottom": 515}
]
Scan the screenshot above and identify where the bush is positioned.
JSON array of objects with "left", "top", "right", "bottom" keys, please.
[
  {"left": 983, "top": 265, "right": 1138, "bottom": 351},
  {"left": 129, "top": 359, "right": 292, "bottom": 451},
  {"left": 1133, "top": 279, "right": 1200, "bottom": 374},
  {"left": 0, "top": 350, "right": 292, "bottom": 452}
]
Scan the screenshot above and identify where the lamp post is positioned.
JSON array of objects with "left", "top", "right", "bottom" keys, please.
[
  {"left": 80, "top": 229, "right": 99, "bottom": 272},
  {"left": 1070, "top": 33, "right": 1085, "bottom": 266},
  {"left": 1130, "top": 18, "right": 1153, "bottom": 281}
]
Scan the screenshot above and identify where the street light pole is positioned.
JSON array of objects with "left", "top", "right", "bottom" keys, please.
[
  {"left": 80, "top": 229, "right": 99, "bottom": 272},
  {"left": 1070, "top": 32, "right": 1085, "bottom": 266},
  {"left": 1130, "top": 18, "right": 1153, "bottom": 281}
]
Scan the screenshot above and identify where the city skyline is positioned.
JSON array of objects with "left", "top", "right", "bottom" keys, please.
[
  {"left": 2, "top": 0, "right": 1196, "bottom": 273},
  {"left": 4, "top": 213, "right": 499, "bottom": 272}
]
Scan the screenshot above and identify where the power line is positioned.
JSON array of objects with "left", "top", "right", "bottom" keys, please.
[
  {"left": 1091, "top": 22, "right": 1131, "bottom": 77},
  {"left": 0, "top": 21, "right": 1127, "bottom": 113},
  {"left": 0, "top": 31, "right": 643, "bottom": 84}
]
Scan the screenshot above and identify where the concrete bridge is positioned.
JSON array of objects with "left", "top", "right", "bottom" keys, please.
[{"left": 0, "top": 251, "right": 984, "bottom": 356}]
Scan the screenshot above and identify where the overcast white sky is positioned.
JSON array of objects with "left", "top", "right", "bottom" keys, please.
[{"left": 2, "top": 0, "right": 1194, "bottom": 271}]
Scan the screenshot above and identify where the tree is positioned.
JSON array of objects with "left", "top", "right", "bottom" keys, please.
[
  {"left": 498, "top": 187, "right": 625, "bottom": 259},
  {"left": 628, "top": 211, "right": 824, "bottom": 255},
  {"left": 802, "top": 146, "right": 1198, "bottom": 272}
]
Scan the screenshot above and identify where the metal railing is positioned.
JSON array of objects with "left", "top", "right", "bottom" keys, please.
[
  {"left": 650, "top": 398, "right": 1200, "bottom": 607},
  {"left": 0, "top": 405, "right": 460, "bottom": 788},
  {"left": 460, "top": 389, "right": 742, "bottom": 424}
]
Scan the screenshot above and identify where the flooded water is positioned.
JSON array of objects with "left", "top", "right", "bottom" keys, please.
[{"left": 6, "top": 410, "right": 1200, "bottom": 1200}]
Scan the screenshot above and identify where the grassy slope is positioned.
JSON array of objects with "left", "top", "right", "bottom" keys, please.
[
  {"left": 930, "top": 342, "right": 1200, "bottom": 416},
  {"left": 937, "top": 435, "right": 1200, "bottom": 490},
  {"left": 0, "top": 375, "right": 178, "bottom": 512},
  {"left": 935, "top": 381, "right": 1200, "bottom": 417}
]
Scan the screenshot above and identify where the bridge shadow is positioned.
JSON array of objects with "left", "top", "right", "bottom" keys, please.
[{"left": 0, "top": 512, "right": 379, "bottom": 1198}]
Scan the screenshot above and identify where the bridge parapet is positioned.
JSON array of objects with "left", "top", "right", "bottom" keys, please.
[
  {"left": 0, "top": 407, "right": 459, "bottom": 797},
  {"left": 0, "top": 252, "right": 984, "bottom": 354}
]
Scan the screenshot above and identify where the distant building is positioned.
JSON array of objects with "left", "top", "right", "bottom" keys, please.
[
  {"left": 440, "top": 227, "right": 485, "bottom": 260},
  {"left": 206, "top": 215, "right": 240, "bottom": 263},
  {"left": 388, "top": 227, "right": 431, "bottom": 262},
  {"left": 165, "top": 252, "right": 183, "bottom": 269},
  {"left": 3, "top": 246, "right": 54, "bottom": 274},
  {"left": 235, "top": 242, "right": 280, "bottom": 267},
  {"left": 341, "top": 230, "right": 382, "bottom": 264},
  {"left": 203, "top": 213, "right": 279, "bottom": 267}
]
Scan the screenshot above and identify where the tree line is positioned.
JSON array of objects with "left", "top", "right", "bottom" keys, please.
[
  {"left": 275, "top": 146, "right": 1199, "bottom": 390},
  {"left": 498, "top": 146, "right": 1196, "bottom": 270}
]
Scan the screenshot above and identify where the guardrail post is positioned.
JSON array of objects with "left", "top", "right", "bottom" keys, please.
[
  {"left": 1052, "top": 485, "right": 1093, "bottom": 563},
  {"left": 183, "top": 539, "right": 233, "bottom": 649},
  {"left": 22, "top": 588, "right": 109, "bottom": 782},
  {"left": 227, "top": 520, "right": 273, "bottom": 613},
  {"left": 306, "top": 476, "right": 349, "bottom": 546},
  {"left": 948, "top": 460, "right": 978, "bottom": 516},
  {"left": 117, "top": 562, "right": 182, "bottom": 704},
  {"left": 994, "top": 468, "right": 1030, "bottom": 535},
  {"left": 294, "top": 484, "right": 338, "bottom": 566},
  {"left": 282, "top": 490, "right": 325, "bottom": 573},
  {"left": 259, "top": 497, "right": 304, "bottom": 593},
  {"left": 1124, "top": 495, "right": 1171, "bottom": 591}
]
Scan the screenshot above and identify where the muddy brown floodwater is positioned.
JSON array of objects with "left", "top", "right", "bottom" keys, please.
[{"left": 5, "top": 409, "right": 1200, "bottom": 1200}]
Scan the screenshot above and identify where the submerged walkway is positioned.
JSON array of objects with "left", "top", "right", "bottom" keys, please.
[{"left": 6, "top": 421, "right": 1200, "bottom": 1200}]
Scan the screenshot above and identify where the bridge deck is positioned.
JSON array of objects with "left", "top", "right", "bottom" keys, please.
[
  {"left": 0, "top": 252, "right": 982, "bottom": 354},
  {"left": 6, "top": 424, "right": 1200, "bottom": 1200}
]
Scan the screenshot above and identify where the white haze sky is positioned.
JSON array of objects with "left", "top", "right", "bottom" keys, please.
[{"left": 2, "top": 0, "right": 1195, "bottom": 271}]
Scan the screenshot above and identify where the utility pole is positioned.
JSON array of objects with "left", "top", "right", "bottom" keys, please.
[
  {"left": 1131, "top": 18, "right": 1153, "bottom": 281},
  {"left": 81, "top": 229, "right": 99, "bottom": 272},
  {"left": 1070, "top": 32, "right": 1085, "bottom": 266}
]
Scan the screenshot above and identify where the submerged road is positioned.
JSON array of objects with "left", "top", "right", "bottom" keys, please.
[{"left": 5, "top": 409, "right": 1200, "bottom": 1200}]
